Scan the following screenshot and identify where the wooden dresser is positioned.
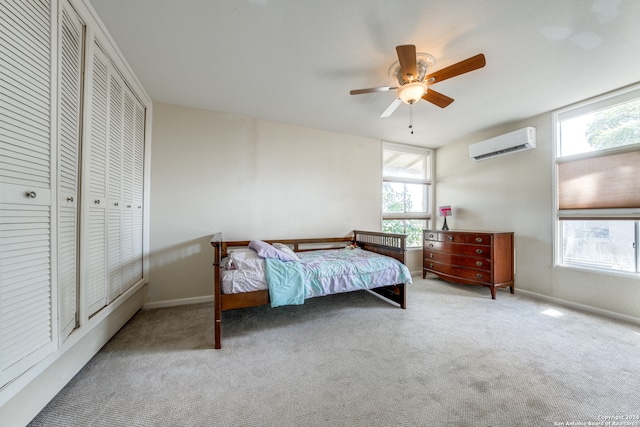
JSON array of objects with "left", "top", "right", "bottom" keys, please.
[{"left": 423, "top": 230, "right": 514, "bottom": 299}]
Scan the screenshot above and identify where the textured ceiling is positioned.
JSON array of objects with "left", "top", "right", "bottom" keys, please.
[{"left": 88, "top": 0, "right": 640, "bottom": 148}]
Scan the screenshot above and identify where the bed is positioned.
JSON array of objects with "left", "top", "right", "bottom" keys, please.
[{"left": 210, "top": 230, "right": 412, "bottom": 349}]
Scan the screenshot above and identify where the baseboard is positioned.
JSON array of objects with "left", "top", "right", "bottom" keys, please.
[
  {"left": 143, "top": 295, "right": 214, "bottom": 310},
  {"left": 516, "top": 288, "right": 640, "bottom": 326},
  {"left": 0, "top": 285, "right": 146, "bottom": 427}
]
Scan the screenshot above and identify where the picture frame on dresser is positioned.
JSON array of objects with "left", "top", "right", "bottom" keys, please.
[{"left": 422, "top": 230, "right": 515, "bottom": 299}]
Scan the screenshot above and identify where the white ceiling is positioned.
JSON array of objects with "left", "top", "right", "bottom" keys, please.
[{"left": 88, "top": 0, "right": 640, "bottom": 148}]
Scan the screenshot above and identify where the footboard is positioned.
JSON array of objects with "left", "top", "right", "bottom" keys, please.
[
  {"left": 353, "top": 230, "right": 407, "bottom": 310},
  {"left": 211, "top": 231, "right": 409, "bottom": 349}
]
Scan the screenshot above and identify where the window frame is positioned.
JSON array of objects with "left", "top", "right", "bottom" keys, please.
[
  {"left": 552, "top": 83, "right": 640, "bottom": 276},
  {"left": 381, "top": 142, "right": 434, "bottom": 248}
]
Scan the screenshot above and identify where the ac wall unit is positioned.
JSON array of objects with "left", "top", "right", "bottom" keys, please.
[{"left": 469, "top": 127, "right": 536, "bottom": 161}]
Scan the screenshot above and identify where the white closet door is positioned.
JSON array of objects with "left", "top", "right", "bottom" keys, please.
[
  {"left": 120, "top": 90, "right": 135, "bottom": 290},
  {"left": 0, "top": 0, "right": 54, "bottom": 387},
  {"left": 132, "top": 101, "right": 145, "bottom": 282},
  {"left": 107, "top": 71, "right": 123, "bottom": 303},
  {"left": 58, "top": 1, "right": 84, "bottom": 341},
  {"left": 83, "top": 42, "right": 109, "bottom": 316}
]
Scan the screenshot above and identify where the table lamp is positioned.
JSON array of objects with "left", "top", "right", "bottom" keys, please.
[{"left": 439, "top": 206, "right": 452, "bottom": 231}]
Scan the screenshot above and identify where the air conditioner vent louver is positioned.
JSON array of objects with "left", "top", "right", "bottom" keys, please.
[
  {"left": 473, "top": 144, "right": 529, "bottom": 160},
  {"left": 469, "top": 127, "right": 536, "bottom": 161}
]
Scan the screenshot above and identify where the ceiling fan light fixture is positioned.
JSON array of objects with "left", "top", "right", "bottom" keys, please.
[{"left": 398, "top": 81, "right": 427, "bottom": 104}]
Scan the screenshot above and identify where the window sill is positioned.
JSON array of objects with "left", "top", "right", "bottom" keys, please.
[{"left": 555, "top": 263, "right": 640, "bottom": 280}]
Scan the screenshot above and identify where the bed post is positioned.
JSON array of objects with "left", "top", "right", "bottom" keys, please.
[{"left": 211, "top": 233, "right": 223, "bottom": 349}]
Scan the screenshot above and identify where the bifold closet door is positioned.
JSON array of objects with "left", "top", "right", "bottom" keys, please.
[
  {"left": 131, "top": 101, "right": 145, "bottom": 284},
  {"left": 84, "top": 41, "right": 146, "bottom": 313},
  {"left": 115, "top": 95, "right": 146, "bottom": 291},
  {"left": 0, "top": 0, "right": 54, "bottom": 387},
  {"left": 58, "top": 1, "right": 85, "bottom": 341},
  {"left": 107, "top": 71, "right": 124, "bottom": 303},
  {"left": 83, "top": 41, "right": 109, "bottom": 316}
]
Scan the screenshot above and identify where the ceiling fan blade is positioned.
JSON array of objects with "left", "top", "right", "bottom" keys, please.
[
  {"left": 380, "top": 98, "right": 402, "bottom": 118},
  {"left": 426, "top": 53, "right": 486, "bottom": 85},
  {"left": 396, "top": 44, "right": 417, "bottom": 82},
  {"left": 422, "top": 89, "right": 454, "bottom": 108},
  {"left": 350, "top": 86, "right": 396, "bottom": 95}
]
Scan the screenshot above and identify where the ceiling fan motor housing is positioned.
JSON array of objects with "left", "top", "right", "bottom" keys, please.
[{"left": 388, "top": 53, "right": 436, "bottom": 85}]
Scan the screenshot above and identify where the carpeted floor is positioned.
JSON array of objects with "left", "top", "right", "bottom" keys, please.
[{"left": 29, "top": 278, "right": 640, "bottom": 427}]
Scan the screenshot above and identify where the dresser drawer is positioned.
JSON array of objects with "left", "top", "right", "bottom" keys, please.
[
  {"left": 424, "top": 241, "right": 492, "bottom": 258},
  {"left": 424, "top": 251, "right": 492, "bottom": 271},
  {"left": 439, "top": 232, "right": 491, "bottom": 245},
  {"left": 424, "top": 262, "right": 492, "bottom": 284},
  {"left": 424, "top": 231, "right": 440, "bottom": 241}
]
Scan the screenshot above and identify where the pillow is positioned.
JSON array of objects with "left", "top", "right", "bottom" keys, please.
[
  {"left": 248, "top": 240, "right": 298, "bottom": 262},
  {"left": 226, "top": 248, "right": 262, "bottom": 271},
  {"left": 272, "top": 243, "right": 300, "bottom": 261}
]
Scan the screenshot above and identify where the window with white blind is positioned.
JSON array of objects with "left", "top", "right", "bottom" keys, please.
[
  {"left": 382, "top": 142, "right": 433, "bottom": 247},
  {"left": 554, "top": 84, "right": 640, "bottom": 274}
]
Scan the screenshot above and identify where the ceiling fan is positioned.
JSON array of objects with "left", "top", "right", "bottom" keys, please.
[{"left": 350, "top": 45, "right": 486, "bottom": 118}]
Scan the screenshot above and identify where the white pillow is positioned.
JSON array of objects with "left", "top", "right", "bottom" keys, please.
[
  {"left": 226, "top": 248, "right": 263, "bottom": 271},
  {"left": 272, "top": 243, "right": 300, "bottom": 261}
]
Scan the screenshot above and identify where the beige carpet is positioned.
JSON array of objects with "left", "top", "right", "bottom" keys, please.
[{"left": 29, "top": 278, "right": 640, "bottom": 426}]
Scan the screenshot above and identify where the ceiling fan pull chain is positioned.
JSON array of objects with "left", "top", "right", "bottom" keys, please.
[{"left": 409, "top": 104, "right": 414, "bottom": 134}]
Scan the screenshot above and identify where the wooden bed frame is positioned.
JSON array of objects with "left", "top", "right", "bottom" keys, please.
[{"left": 210, "top": 230, "right": 408, "bottom": 349}]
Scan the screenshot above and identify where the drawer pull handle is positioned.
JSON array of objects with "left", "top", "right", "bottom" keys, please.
[
  {"left": 429, "top": 264, "right": 434, "bottom": 268},
  {"left": 67, "top": 196, "right": 74, "bottom": 202},
  {"left": 475, "top": 237, "right": 483, "bottom": 243},
  {"left": 26, "top": 191, "right": 37, "bottom": 198},
  {"left": 429, "top": 234, "right": 435, "bottom": 239},
  {"left": 476, "top": 249, "right": 483, "bottom": 254},
  {"left": 476, "top": 261, "right": 483, "bottom": 266},
  {"left": 476, "top": 273, "right": 483, "bottom": 279},
  {"left": 448, "top": 236, "right": 453, "bottom": 240},
  {"left": 429, "top": 244, "right": 434, "bottom": 248},
  {"left": 95, "top": 199, "right": 100, "bottom": 205},
  {"left": 429, "top": 253, "right": 434, "bottom": 258}
]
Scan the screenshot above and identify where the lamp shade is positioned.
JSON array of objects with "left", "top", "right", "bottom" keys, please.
[
  {"left": 439, "top": 206, "right": 452, "bottom": 217},
  {"left": 398, "top": 82, "right": 427, "bottom": 104}
]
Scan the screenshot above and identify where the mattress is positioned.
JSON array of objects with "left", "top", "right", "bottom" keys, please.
[{"left": 220, "top": 247, "right": 412, "bottom": 299}]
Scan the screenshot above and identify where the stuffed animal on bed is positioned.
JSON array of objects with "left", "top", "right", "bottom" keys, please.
[{"left": 346, "top": 242, "right": 358, "bottom": 250}]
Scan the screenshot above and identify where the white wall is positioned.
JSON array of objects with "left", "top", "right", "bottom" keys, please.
[
  {"left": 148, "top": 102, "right": 387, "bottom": 304},
  {"left": 435, "top": 114, "right": 640, "bottom": 321}
]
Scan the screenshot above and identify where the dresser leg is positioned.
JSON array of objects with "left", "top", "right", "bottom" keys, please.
[
  {"left": 490, "top": 286, "right": 496, "bottom": 300},
  {"left": 510, "top": 285, "right": 515, "bottom": 294}
]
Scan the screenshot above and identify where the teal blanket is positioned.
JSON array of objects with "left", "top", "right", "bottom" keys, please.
[{"left": 265, "top": 258, "right": 305, "bottom": 307}]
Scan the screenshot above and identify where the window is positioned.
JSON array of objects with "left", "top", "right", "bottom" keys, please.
[
  {"left": 382, "top": 142, "right": 433, "bottom": 247},
  {"left": 554, "top": 84, "right": 640, "bottom": 274}
]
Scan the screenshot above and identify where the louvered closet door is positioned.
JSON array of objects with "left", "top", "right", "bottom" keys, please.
[
  {"left": 107, "top": 71, "right": 123, "bottom": 303},
  {"left": 132, "top": 101, "right": 145, "bottom": 282},
  {"left": 0, "top": 0, "right": 54, "bottom": 387},
  {"left": 120, "top": 90, "right": 135, "bottom": 291},
  {"left": 58, "top": 1, "right": 84, "bottom": 340},
  {"left": 83, "top": 42, "right": 109, "bottom": 316}
]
